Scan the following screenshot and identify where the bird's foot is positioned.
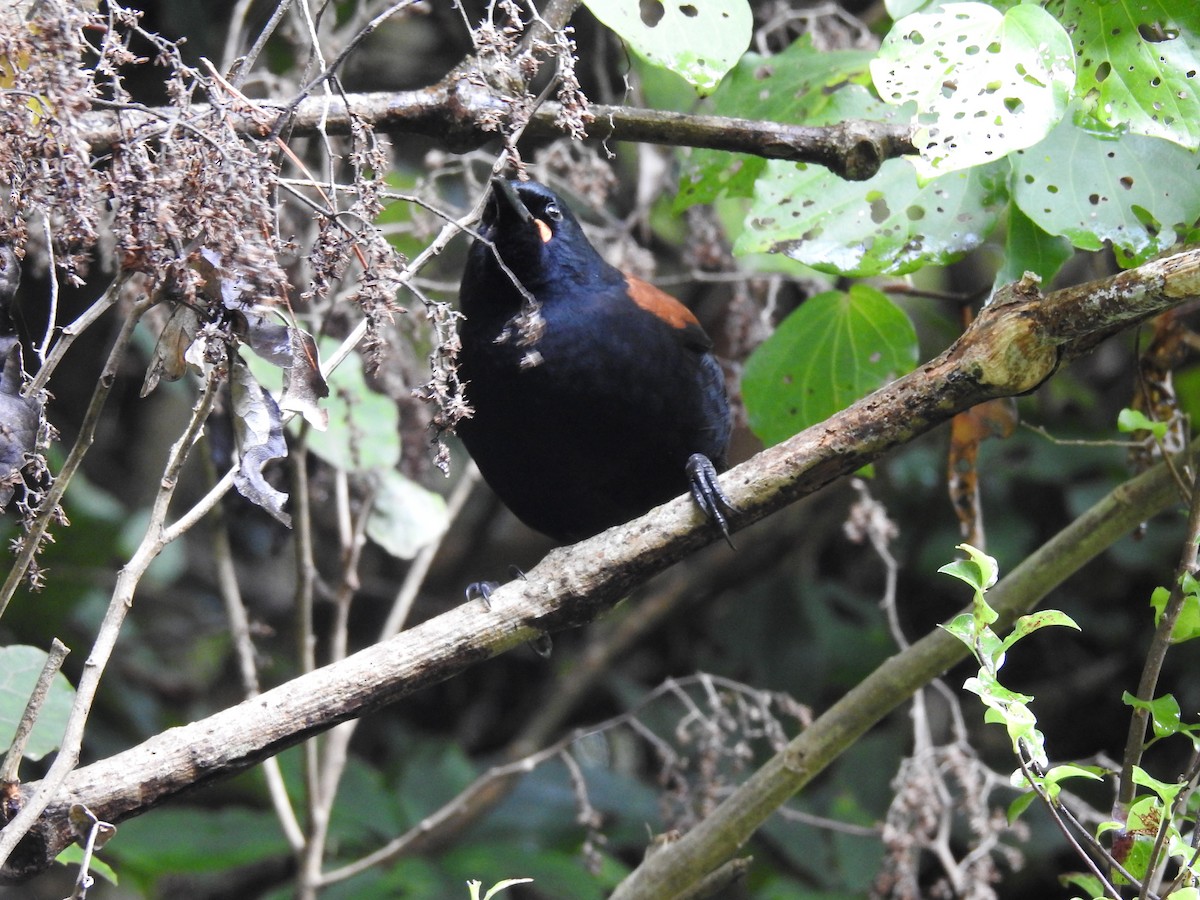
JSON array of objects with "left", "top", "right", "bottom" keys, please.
[
  {"left": 465, "top": 570, "right": 549, "bottom": 656},
  {"left": 685, "top": 453, "right": 736, "bottom": 548},
  {"left": 465, "top": 566, "right": 528, "bottom": 609},
  {"left": 465, "top": 580, "right": 499, "bottom": 609}
]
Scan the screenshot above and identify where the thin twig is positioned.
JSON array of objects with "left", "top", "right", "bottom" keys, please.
[
  {"left": 0, "top": 639, "right": 69, "bottom": 783},
  {"left": 25, "top": 273, "right": 126, "bottom": 398},
  {"left": 0, "top": 367, "right": 219, "bottom": 866},
  {"left": 0, "top": 296, "right": 150, "bottom": 620},
  {"left": 207, "top": 444, "right": 304, "bottom": 850},
  {"left": 317, "top": 674, "right": 782, "bottom": 886},
  {"left": 296, "top": 463, "right": 478, "bottom": 890},
  {"left": 1119, "top": 466, "right": 1200, "bottom": 813},
  {"left": 1016, "top": 754, "right": 1127, "bottom": 900},
  {"left": 227, "top": 0, "right": 294, "bottom": 87},
  {"left": 36, "top": 217, "right": 58, "bottom": 366}
]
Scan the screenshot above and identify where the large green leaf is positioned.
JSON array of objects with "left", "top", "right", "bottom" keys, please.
[
  {"left": 111, "top": 808, "right": 290, "bottom": 880},
  {"left": 366, "top": 469, "right": 449, "bottom": 561},
  {"left": 741, "top": 286, "right": 919, "bottom": 446},
  {"left": 994, "top": 205, "right": 1075, "bottom": 289},
  {"left": 678, "top": 36, "right": 1008, "bottom": 276},
  {"left": 674, "top": 38, "right": 877, "bottom": 212},
  {"left": 1011, "top": 114, "right": 1200, "bottom": 267},
  {"left": 736, "top": 156, "right": 1009, "bottom": 276},
  {"left": 583, "top": 0, "right": 752, "bottom": 94},
  {"left": 873, "top": 3, "right": 1076, "bottom": 177},
  {"left": 1048, "top": 0, "right": 1200, "bottom": 149},
  {"left": 0, "top": 645, "right": 75, "bottom": 762}
]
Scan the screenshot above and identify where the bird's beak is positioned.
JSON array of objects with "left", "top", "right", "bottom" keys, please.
[{"left": 490, "top": 177, "right": 535, "bottom": 225}]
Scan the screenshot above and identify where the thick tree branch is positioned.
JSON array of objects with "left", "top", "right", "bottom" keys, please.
[
  {"left": 82, "top": 90, "right": 914, "bottom": 181},
  {"left": 1, "top": 249, "right": 1198, "bottom": 880}
]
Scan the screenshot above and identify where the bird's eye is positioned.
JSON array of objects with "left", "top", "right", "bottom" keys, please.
[{"left": 544, "top": 202, "right": 563, "bottom": 222}]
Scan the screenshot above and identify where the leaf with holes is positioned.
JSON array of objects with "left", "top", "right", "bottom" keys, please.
[
  {"left": 736, "top": 155, "right": 1008, "bottom": 276},
  {"left": 872, "top": 3, "right": 1076, "bottom": 178},
  {"left": 1048, "top": 0, "right": 1200, "bottom": 149},
  {"left": 674, "top": 36, "right": 878, "bottom": 211},
  {"left": 584, "top": 0, "right": 751, "bottom": 94},
  {"left": 1011, "top": 114, "right": 1200, "bottom": 267},
  {"left": 741, "top": 286, "right": 917, "bottom": 446}
]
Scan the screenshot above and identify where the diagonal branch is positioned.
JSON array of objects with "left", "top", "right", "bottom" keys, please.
[{"left": 1, "top": 249, "right": 1198, "bottom": 882}]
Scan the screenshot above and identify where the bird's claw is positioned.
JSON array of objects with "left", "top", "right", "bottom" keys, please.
[
  {"left": 465, "top": 567, "right": 526, "bottom": 610},
  {"left": 465, "top": 580, "right": 499, "bottom": 608},
  {"left": 465, "top": 570, "right": 549, "bottom": 656},
  {"left": 686, "top": 453, "right": 736, "bottom": 548}
]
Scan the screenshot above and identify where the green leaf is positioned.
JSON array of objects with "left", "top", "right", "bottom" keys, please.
[
  {"left": 1058, "top": 871, "right": 1108, "bottom": 898},
  {"left": 873, "top": 3, "right": 1076, "bottom": 177},
  {"left": 965, "top": 675, "right": 1034, "bottom": 710},
  {"left": 674, "top": 38, "right": 877, "bottom": 209},
  {"left": 965, "top": 671, "right": 1048, "bottom": 766},
  {"left": 1167, "top": 832, "right": 1200, "bottom": 883},
  {"left": 675, "top": 35, "right": 1009, "bottom": 275},
  {"left": 55, "top": 844, "right": 118, "bottom": 885},
  {"left": 583, "top": 0, "right": 752, "bottom": 94},
  {"left": 1047, "top": 0, "right": 1200, "bottom": 149},
  {"left": 482, "top": 879, "right": 535, "bottom": 900},
  {"left": 1132, "top": 765, "right": 1183, "bottom": 805},
  {"left": 366, "top": 470, "right": 449, "bottom": 560},
  {"left": 1147, "top": 583, "right": 1200, "bottom": 643},
  {"left": 0, "top": 645, "right": 76, "bottom": 763},
  {"left": 939, "top": 543, "right": 1000, "bottom": 593},
  {"left": 994, "top": 205, "right": 1075, "bottom": 290},
  {"left": 1117, "top": 407, "right": 1170, "bottom": 440},
  {"left": 1012, "top": 116, "right": 1200, "bottom": 268},
  {"left": 740, "top": 286, "right": 918, "bottom": 445},
  {"left": 1006, "top": 789, "right": 1037, "bottom": 823},
  {"left": 940, "top": 612, "right": 979, "bottom": 647},
  {"left": 304, "top": 338, "right": 401, "bottom": 473},
  {"left": 1123, "top": 691, "right": 1183, "bottom": 739},
  {"left": 1164, "top": 885, "right": 1200, "bottom": 900},
  {"left": 1041, "top": 763, "right": 1106, "bottom": 792},
  {"left": 1000, "top": 609, "right": 1080, "bottom": 653},
  {"left": 736, "top": 156, "right": 1008, "bottom": 276},
  {"left": 1011, "top": 762, "right": 1085, "bottom": 802},
  {"left": 1149, "top": 585, "right": 1171, "bottom": 622}
]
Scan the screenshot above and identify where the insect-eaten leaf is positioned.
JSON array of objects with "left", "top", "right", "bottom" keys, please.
[
  {"left": 583, "top": 0, "right": 751, "bottom": 94},
  {"left": 0, "top": 339, "right": 43, "bottom": 508},
  {"left": 230, "top": 357, "right": 290, "bottom": 525}
]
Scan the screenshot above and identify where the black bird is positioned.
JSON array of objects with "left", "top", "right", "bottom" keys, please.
[{"left": 456, "top": 178, "right": 733, "bottom": 544}]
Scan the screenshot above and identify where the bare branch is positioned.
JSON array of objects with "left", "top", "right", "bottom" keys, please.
[
  {"left": 78, "top": 93, "right": 914, "bottom": 181},
  {"left": 0, "top": 640, "right": 69, "bottom": 784}
]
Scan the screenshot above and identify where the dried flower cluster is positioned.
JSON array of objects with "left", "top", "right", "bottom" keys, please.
[
  {"left": 873, "top": 742, "right": 1027, "bottom": 900},
  {"left": 1, "top": 1, "right": 99, "bottom": 281},
  {"left": 650, "top": 675, "right": 809, "bottom": 831}
]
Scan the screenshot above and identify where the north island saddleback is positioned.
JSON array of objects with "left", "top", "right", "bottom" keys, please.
[{"left": 456, "top": 177, "right": 734, "bottom": 546}]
